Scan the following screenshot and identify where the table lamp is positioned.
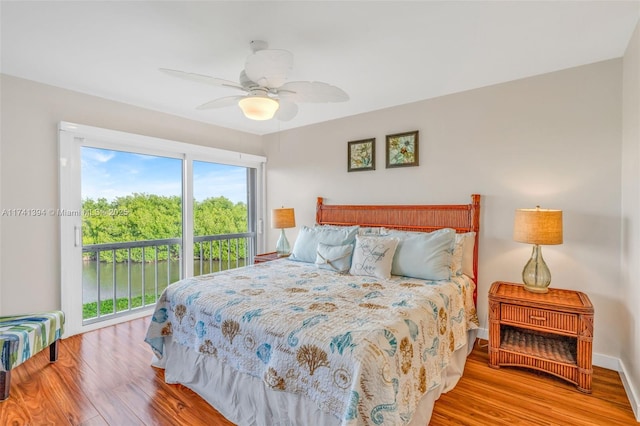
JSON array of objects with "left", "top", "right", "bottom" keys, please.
[
  {"left": 272, "top": 207, "right": 296, "bottom": 257},
  {"left": 513, "top": 206, "right": 563, "bottom": 293}
]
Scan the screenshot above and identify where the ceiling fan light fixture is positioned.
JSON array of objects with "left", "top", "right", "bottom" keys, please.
[
  {"left": 238, "top": 96, "right": 279, "bottom": 120},
  {"left": 162, "top": 40, "right": 348, "bottom": 122}
]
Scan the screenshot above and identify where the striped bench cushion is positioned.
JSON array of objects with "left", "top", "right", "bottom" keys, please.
[{"left": 0, "top": 311, "right": 65, "bottom": 372}]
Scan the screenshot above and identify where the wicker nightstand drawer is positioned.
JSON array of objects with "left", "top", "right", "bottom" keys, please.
[{"left": 501, "top": 304, "right": 579, "bottom": 336}]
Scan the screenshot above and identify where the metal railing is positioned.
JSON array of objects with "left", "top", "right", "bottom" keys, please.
[
  {"left": 193, "top": 232, "right": 255, "bottom": 276},
  {"left": 82, "top": 232, "right": 255, "bottom": 324}
]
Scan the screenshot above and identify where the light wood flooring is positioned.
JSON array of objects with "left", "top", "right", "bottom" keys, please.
[{"left": 0, "top": 317, "right": 636, "bottom": 425}]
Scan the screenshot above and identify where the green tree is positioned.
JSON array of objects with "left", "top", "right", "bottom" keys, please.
[
  {"left": 194, "top": 197, "right": 248, "bottom": 261},
  {"left": 82, "top": 194, "right": 248, "bottom": 263}
]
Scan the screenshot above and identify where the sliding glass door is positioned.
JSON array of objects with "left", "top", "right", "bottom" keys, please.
[{"left": 59, "top": 122, "right": 265, "bottom": 336}]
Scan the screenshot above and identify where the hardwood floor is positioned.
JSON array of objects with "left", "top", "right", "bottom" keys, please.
[{"left": 0, "top": 317, "right": 636, "bottom": 425}]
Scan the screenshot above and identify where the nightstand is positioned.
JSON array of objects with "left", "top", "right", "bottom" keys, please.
[
  {"left": 488, "top": 281, "right": 594, "bottom": 393},
  {"left": 253, "top": 252, "right": 288, "bottom": 264}
]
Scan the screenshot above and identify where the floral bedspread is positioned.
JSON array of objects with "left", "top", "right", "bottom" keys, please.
[{"left": 145, "top": 259, "right": 478, "bottom": 425}]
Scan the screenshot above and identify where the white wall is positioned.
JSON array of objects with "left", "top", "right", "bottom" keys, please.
[
  {"left": 0, "top": 74, "right": 264, "bottom": 315},
  {"left": 621, "top": 19, "right": 640, "bottom": 420},
  {"left": 264, "top": 59, "right": 623, "bottom": 361}
]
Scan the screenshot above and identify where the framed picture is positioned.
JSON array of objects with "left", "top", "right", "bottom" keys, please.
[
  {"left": 386, "top": 130, "right": 419, "bottom": 168},
  {"left": 347, "top": 138, "right": 375, "bottom": 172}
]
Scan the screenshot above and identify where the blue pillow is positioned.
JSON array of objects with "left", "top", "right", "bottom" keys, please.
[
  {"left": 315, "top": 243, "right": 354, "bottom": 273},
  {"left": 388, "top": 228, "right": 456, "bottom": 280},
  {"left": 290, "top": 225, "right": 358, "bottom": 263}
]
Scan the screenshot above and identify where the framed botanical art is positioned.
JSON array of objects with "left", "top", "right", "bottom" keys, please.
[
  {"left": 347, "top": 138, "right": 375, "bottom": 172},
  {"left": 386, "top": 130, "right": 419, "bottom": 168}
]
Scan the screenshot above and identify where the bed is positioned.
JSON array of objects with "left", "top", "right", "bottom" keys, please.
[{"left": 145, "top": 194, "right": 481, "bottom": 425}]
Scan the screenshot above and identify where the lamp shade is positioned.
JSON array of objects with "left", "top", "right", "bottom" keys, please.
[
  {"left": 513, "top": 207, "right": 563, "bottom": 245},
  {"left": 272, "top": 208, "right": 296, "bottom": 229},
  {"left": 238, "top": 96, "right": 279, "bottom": 120}
]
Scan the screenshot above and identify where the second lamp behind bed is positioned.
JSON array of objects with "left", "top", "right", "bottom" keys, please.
[{"left": 272, "top": 207, "right": 296, "bottom": 257}]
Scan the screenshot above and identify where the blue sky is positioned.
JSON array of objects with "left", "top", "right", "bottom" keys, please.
[{"left": 81, "top": 147, "right": 247, "bottom": 204}]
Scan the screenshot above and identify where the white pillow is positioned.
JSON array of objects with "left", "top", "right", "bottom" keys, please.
[
  {"left": 349, "top": 236, "right": 399, "bottom": 279},
  {"left": 290, "top": 225, "right": 359, "bottom": 263},
  {"left": 388, "top": 228, "right": 456, "bottom": 281},
  {"left": 451, "top": 231, "right": 476, "bottom": 277},
  {"left": 460, "top": 232, "right": 476, "bottom": 278},
  {"left": 315, "top": 243, "right": 354, "bottom": 273},
  {"left": 451, "top": 234, "right": 464, "bottom": 276},
  {"left": 314, "top": 224, "right": 360, "bottom": 232},
  {"left": 358, "top": 227, "right": 387, "bottom": 236}
]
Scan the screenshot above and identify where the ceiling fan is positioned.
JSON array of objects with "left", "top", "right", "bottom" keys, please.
[{"left": 160, "top": 40, "right": 349, "bottom": 121}]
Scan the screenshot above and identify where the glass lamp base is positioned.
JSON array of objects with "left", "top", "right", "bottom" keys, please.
[
  {"left": 275, "top": 229, "right": 291, "bottom": 257},
  {"left": 523, "top": 283, "right": 550, "bottom": 294},
  {"left": 522, "top": 244, "right": 551, "bottom": 293}
]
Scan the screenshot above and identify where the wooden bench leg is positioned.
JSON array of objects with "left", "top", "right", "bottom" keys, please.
[
  {"left": 49, "top": 340, "right": 59, "bottom": 363},
  {"left": 0, "top": 341, "right": 59, "bottom": 402},
  {"left": 0, "top": 370, "right": 11, "bottom": 401}
]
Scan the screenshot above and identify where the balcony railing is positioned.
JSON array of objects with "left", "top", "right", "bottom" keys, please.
[{"left": 82, "top": 232, "right": 255, "bottom": 324}]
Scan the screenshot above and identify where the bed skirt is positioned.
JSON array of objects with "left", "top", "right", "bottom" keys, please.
[{"left": 153, "top": 329, "right": 478, "bottom": 426}]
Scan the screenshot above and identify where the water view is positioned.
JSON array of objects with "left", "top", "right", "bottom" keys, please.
[{"left": 82, "top": 258, "right": 247, "bottom": 305}]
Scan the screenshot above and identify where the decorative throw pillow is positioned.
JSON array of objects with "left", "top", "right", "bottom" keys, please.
[
  {"left": 388, "top": 228, "right": 456, "bottom": 281},
  {"left": 315, "top": 242, "right": 354, "bottom": 273},
  {"left": 349, "top": 236, "right": 399, "bottom": 279},
  {"left": 290, "top": 225, "right": 359, "bottom": 263}
]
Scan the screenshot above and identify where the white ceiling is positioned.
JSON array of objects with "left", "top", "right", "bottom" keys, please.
[{"left": 1, "top": 1, "right": 639, "bottom": 136}]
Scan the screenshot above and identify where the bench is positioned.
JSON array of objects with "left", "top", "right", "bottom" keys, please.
[{"left": 0, "top": 311, "right": 65, "bottom": 401}]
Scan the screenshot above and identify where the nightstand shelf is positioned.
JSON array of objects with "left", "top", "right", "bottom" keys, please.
[
  {"left": 253, "top": 252, "right": 288, "bottom": 264},
  {"left": 500, "top": 326, "right": 577, "bottom": 365},
  {"left": 489, "top": 281, "right": 594, "bottom": 393}
]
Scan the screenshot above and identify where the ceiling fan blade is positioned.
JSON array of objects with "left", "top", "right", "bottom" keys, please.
[
  {"left": 196, "top": 95, "right": 244, "bottom": 110},
  {"left": 278, "top": 81, "right": 349, "bottom": 103},
  {"left": 276, "top": 100, "right": 298, "bottom": 121},
  {"left": 244, "top": 49, "right": 293, "bottom": 88},
  {"left": 159, "top": 68, "right": 245, "bottom": 91}
]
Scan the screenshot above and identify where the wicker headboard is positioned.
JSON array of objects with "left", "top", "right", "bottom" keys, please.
[{"left": 315, "top": 194, "right": 481, "bottom": 304}]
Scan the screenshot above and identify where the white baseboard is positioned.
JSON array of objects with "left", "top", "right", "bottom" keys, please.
[
  {"left": 593, "top": 352, "right": 621, "bottom": 371},
  {"left": 619, "top": 358, "right": 640, "bottom": 422},
  {"left": 475, "top": 326, "right": 639, "bottom": 422}
]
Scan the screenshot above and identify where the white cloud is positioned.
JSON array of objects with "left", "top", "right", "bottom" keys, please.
[{"left": 83, "top": 149, "right": 115, "bottom": 163}]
